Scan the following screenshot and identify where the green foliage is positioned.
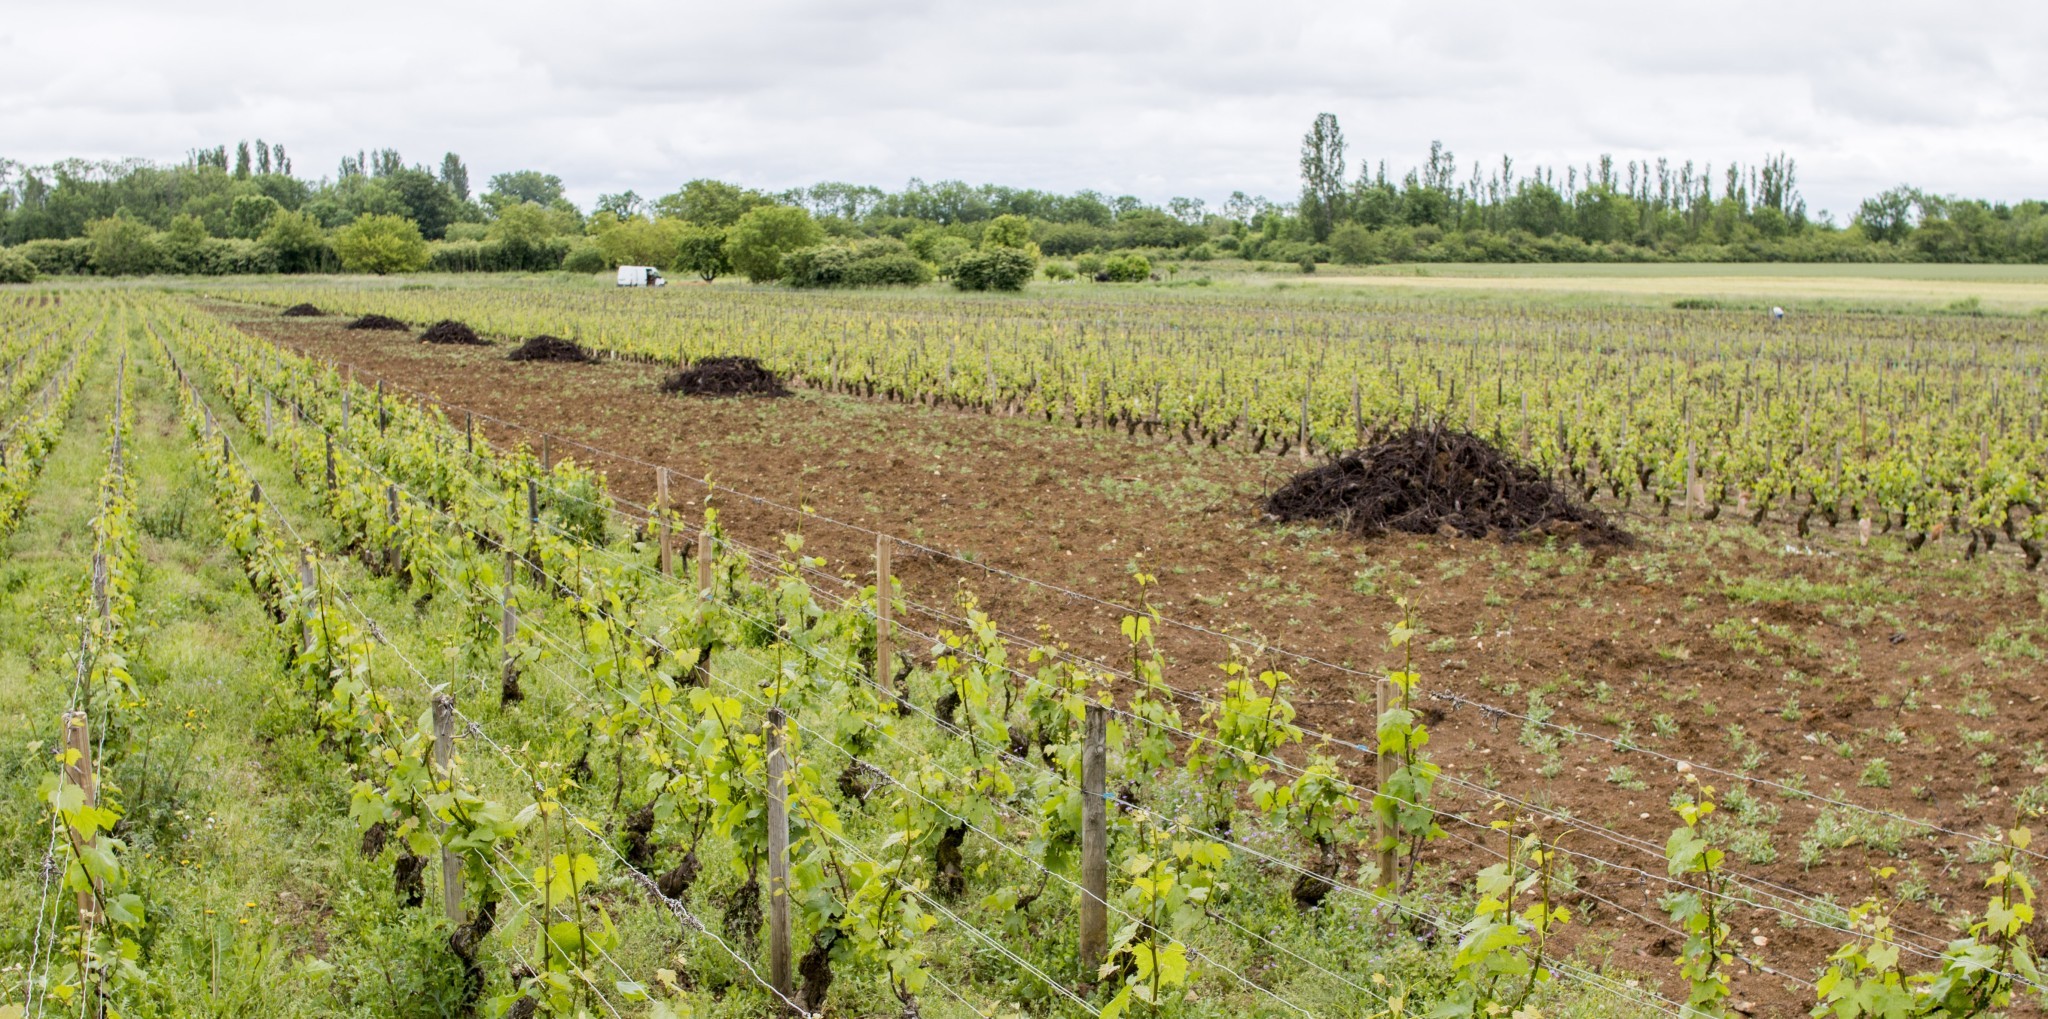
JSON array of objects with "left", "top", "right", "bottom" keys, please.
[
  {"left": 1663, "top": 771, "right": 1734, "bottom": 1017},
  {"left": 259, "top": 209, "right": 331, "bottom": 273},
  {"left": 671, "top": 223, "right": 730, "bottom": 281},
  {"left": 332, "top": 213, "right": 429, "bottom": 274},
  {"left": 87, "top": 212, "right": 162, "bottom": 275},
  {"left": 0, "top": 245, "right": 37, "bottom": 283},
  {"left": 1372, "top": 600, "right": 1444, "bottom": 890},
  {"left": 782, "top": 241, "right": 933, "bottom": 288},
  {"left": 1101, "top": 253, "right": 1151, "bottom": 282},
  {"left": 949, "top": 248, "right": 1036, "bottom": 291},
  {"left": 727, "top": 205, "right": 824, "bottom": 283},
  {"left": 655, "top": 179, "right": 776, "bottom": 227}
]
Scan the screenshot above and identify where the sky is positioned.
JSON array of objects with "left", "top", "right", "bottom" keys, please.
[{"left": 3, "top": 0, "right": 2044, "bottom": 221}]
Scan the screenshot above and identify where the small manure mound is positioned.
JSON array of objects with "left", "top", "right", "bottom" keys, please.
[
  {"left": 345, "top": 314, "right": 409, "bottom": 331},
  {"left": 659, "top": 356, "right": 788, "bottom": 397},
  {"left": 280, "top": 303, "right": 324, "bottom": 317},
  {"left": 1265, "top": 426, "right": 1628, "bottom": 544},
  {"left": 507, "top": 335, "right": 593, "bottom": 363},
  {"left": 419, "top": 319, "right": 487, "bottom": 345}
]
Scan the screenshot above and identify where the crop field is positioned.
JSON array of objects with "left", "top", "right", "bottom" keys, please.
[{"left": 4, "top": 280, "right": 2047, "bottom": 1019}]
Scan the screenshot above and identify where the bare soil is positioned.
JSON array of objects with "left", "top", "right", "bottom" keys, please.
[{"left": 218, "top": 302, "right": 2048, "bottom": 1012}]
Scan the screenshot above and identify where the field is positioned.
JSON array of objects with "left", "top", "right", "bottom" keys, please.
[{"left": 4, "top": 275, "right": 2047, "bottom": 1019}]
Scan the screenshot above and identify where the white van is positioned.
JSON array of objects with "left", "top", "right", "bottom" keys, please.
[{"left": 616, "top": 265, "right": 667, "bottom": 287}]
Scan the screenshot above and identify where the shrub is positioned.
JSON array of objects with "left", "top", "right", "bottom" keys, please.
[
  {"left": 87, "top": 213, "right": 163, "bottom": 275},
  {"left": 333, "top": 213, "right": 430, "bottom": 274},
  {"left": 561, "top": 242, "right": 608, "bottom": 274},
  {"left": 1074, "top": 252, "right": 1106, "bottom": 276},
  {"left": 1102, "top": 252, "right": 1151, "bottom": 282},
  {"left": 950, "top": 248, "right": 1035, "bottom": 291},
  {"left": 781, "top": 241, "right": 933, "bottom": 288},
  {"left": 0, "top": 247, "right": 36, "bottom": 283},
  {"left": 1042, "top": 261, "right": 1076, "bottom": 282},
  {"left": 16, "top": 238, "right": 93, "bottom": 276}
]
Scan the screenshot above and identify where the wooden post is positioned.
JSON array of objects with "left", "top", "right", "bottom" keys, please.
[
  {"left": 765, "top": 707, "right": 792, "bottom": 1000},
  {"left": 298, "top": 550, "right": 316, "bottom": 653},
  {"left": 657, "top": 468, "right": 673, "bottom": 576},
  {"left": 464, "top": 412, "right": 473, "bottom": 454},
  {"left": 324, "top": 434, "right": 336, "bottom": 491},
  {"left": 263, "top": 392, "right": 273, "bottom": 439},
  {"left": 385, "top": 484, "right": 402, "bottom": 576},
  {"left": 341, "top": 388, "right": 350, "bottom": 429},
  {"left": 376, "top": 380, "right": 386, "bottom": 432},
  {"left": 433, "top": 695, "right": 464, "bottom": 925},
  {"left": 875, "top": 535, "right": 893, "bottom": 697},
  {"left": 540, "top": 434, "right": 550, "bottom": 471},
  {"left": 500, "top": 549, "right": 521, "bottom": 705},
  {"left": 62, "top": 711, "right": 99, "bottom": 925},
  {"left": 1375, "top": 678, "right": 1396, "bottom": 893},
  {"left": 1079, "top": 703, "right": 1108, "bottom": 980},
  {"left": 697, "top": 528, "right": 713, "bottom": 596}
]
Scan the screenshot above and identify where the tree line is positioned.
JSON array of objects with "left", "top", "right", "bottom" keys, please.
[{"left": 2, "top": 127, "right": 2044, "bottom": 286}]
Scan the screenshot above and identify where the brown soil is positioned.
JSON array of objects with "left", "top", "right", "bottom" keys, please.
[{"left": 217, "top": 303, "right": 2048, "bottom": 1014}]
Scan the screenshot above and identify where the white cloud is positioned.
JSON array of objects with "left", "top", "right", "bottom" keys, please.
[{"left": 2, "top": 0, "right": 2042, "bottom": 217}]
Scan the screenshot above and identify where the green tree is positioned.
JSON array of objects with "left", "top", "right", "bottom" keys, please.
[
  {"left": 951, "top": 248, "right": 1035, "bottom": 291},
  {"left": 1856, "top": 186, "right": 1919, "bottom": 244},
  {"left": 227, "top": 193, "right": 283, "bottom": 239},
  {"left": 440, "top": 152, "right": 471, "bottom": 203},
  {"left": 1299, "top": 112, "right": 1347, "bottom": 242},
  {"left": 332, "top": 213, "right": 429, "bottom": 274},
  {"left": 726, "top": 205, "right": 823, "bottom": 282},
  {"left": 672, "top": 224, "right": 730, "bottom": 281},
  {"left": 655, "top": 179, "right": 775, "bottom": 227},
  {"left": 482, "top": 170, "right": 565, "bottom": 214},
  {"left": 86, "top": 213, "right": 161, "bottom": 275},
  {"left": 982, "top": 213, "right": 1033, "bottom": 249},
  {"left": 159, "top": 214, "right": 214, "bottom": 272},
  {"left": 259, "top": 209, "right": 330, "bottom": 273}
]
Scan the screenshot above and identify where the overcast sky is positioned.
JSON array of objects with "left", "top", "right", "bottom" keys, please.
[{"left": 4, "top": 0, "right": 2043, "bottom": 221}]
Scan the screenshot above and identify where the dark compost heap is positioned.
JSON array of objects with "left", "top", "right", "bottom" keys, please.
[
  {"left": 344, "top": 314, "right": 410, "bottom": 331},
  {"left": 1265, "top": 427, "right": 1629, "bottom": 544},
  {"left": 280, "top": 303, "right": 324, "bottom": 317},
  {"left": 659, "top": 356, "right": 789, "bottom": 397},
  {"left": 507, "top": 335, "right": 594, "bottom": 363},
  {"left": 419, "top": 319, "right": 487, "bottom": 345}
]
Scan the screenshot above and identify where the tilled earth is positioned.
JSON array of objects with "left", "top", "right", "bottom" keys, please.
[{"left": 216, "top": 302, "right": 2048, "bottom": 1014}]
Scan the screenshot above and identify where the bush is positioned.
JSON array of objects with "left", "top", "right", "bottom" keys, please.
[
  {"left": 1042, "top": 261, "right": 1076, "bottom": 282},
  {"left": 783, "top": 242, "right": 935, "bottom": 288},
  {"left": 1074, "top": 252, "right": 1106, "bottom": 276},
  {"left": 1037, "top": 222, "right": 1107, "bottom": 257},
  {"left": 950, "top": 248, "right": 1036, "bottom": 291},
  {"left": 1102, "top": 252, "right": 1151, "bottom": 282},
  {"left": 15, "top": 238, "right": 93, "bottom": 276},
  {"left": 87, "top": 214, "right": 163, "bottom": 275},
  {"left": 727, "top": 205, "right": 824, "bottom": 283},
  {"left": 0, "top": 247, "right": 36, "bottom": 284},
  {"left": 333, "top": 213, "right": 430, "bottom": 274},
  {"left": 561, "top": 242, "right": 608, "bottom": 274}
]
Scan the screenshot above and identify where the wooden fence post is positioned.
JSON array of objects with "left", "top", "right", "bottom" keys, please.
[
  {"left": 433, "top": 695, "right": 465, "bottom": 925},
  {"left": 385, "top": 484, "right": 402, "bottom": 576},
  {"left": 1375, "top": 678, "right": 1396, "bottom": 893},
  {"left": 324, "top": 434, "right": 336, "bottom": 491},
  {"left": 464, "top": 412, "right": 473, "bottom": 454},
  {"left": 499, "top": 549, "right": 521, "bottom": 705},
  {"left": 697, "top": 528, "right": 713, "bottom": 596},
  {"left": 765, "top": 707, "right": 792, "bottom": 1000},
  {"left": 875, "top": 535, "right": 893, "bottom": 697},
  {"left": 657, "top": 468, "right": 672, "bottom": 577},
  {"left": 298, "top": 549, "right": 317, "bottom": 653},
  {"left": 62, "top": 711, "right": 99, "bottom": 925},
  {"left": 1079, "top": 703, "right": 1108, "bottom": 981}
]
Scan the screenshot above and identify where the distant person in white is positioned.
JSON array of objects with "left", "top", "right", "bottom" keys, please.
[{"left": 1771, "top": 306, "right": 1785, "bottom": 323}]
